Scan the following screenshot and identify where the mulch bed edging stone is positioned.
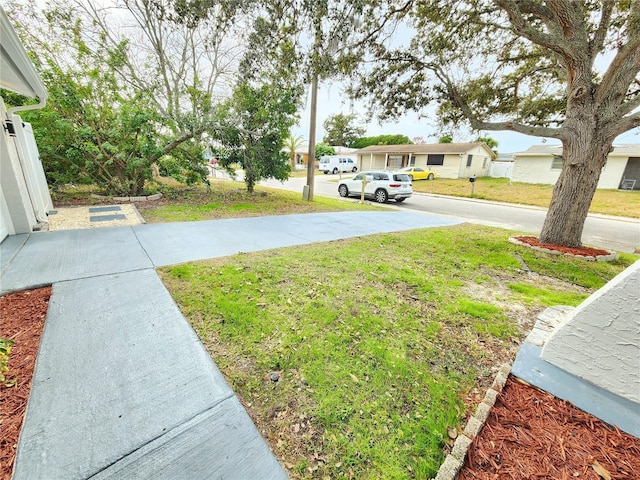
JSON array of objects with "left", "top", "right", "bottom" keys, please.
[
  {"left": 91, "top": 192, "right": 163, "bottom": 203},
  {"left": 434, "top": 363, "right": 511, "bottom": 480},
  {"left": 509, "top": 236, "right": 618, "bottom": 262}
]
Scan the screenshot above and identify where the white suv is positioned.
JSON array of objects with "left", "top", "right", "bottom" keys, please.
[{"left": 337, "top": 170, "right": 413, "bottom": 203}]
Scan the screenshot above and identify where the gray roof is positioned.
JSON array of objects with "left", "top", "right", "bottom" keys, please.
[{"left": 516, "top": 143, "right": 640, "bottom": 157}]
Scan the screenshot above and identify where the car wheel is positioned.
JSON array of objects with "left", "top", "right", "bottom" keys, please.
[
  {"left": 332, "top": 168, "right": 338, "bottom": 174},
  {"left": 395, "top": 197, "right": 405, "bottom": 203},
  {"left": 338, "top": 184, "right": 349, "bottom": 197},
  {"left": 374, "top": 189, "right": 388, "bottom": 203},
  {"left": 352, "top": 167, "right": 357, "bottom": 172},
  {"left": 323, "top": 171, "right": 328, "bottom": 174},
  {"left": 428, "top": 173, "right": 434, "bottom": 180}
]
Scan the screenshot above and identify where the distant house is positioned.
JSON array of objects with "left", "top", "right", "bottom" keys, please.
[
  {"left": 354, "top": 143, "right": 496, "bottom": 179},
  {"left": 1, "top": 7, "right": 53, "bottom": 242},
  {"left": 285, "top": 143, "right": 358, "bottom": 171},
  {"left": 511, "top": 144, "right": 640, "bottom": 190}
]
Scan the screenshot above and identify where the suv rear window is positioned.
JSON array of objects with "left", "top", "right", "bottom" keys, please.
[{"left": 393, "top": 174, "right": 411, "bottom": 182}]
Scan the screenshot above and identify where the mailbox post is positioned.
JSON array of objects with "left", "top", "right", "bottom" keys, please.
[
  {"left": 361, "top": 174, "right": 368, "bottom": 203},
  {"left": 469, "top": 174, "right": 476, "bottom": 195}
]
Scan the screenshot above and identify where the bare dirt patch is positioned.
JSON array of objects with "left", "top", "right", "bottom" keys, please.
[{"left": 0, "top": 287, "right": 51, "bottom": 480}]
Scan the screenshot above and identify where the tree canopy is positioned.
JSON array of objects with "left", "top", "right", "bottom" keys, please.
[
  {"left": 322, "top": 113, "right": 366, "bottom": 147},
  {"left": 314, "top": 143, "right": 336, "bottom": 159},
  {"left": 348, "top": 0, "right": 640, "bottom": 247},
  {"left": 350, "top": 134, "right": 413, "bottom": 149},
  {"left": 216, "top": 82, "right": 298, "bottom": 193},
  {"left": 5, "top": 0, "right": 301, "bottom": 195}
]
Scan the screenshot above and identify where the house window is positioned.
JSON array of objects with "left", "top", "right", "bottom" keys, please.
[
  {"left": 551, "top": 155, "right": 563, "bottom": 170},
  {"left": 482, "top": 158, "right": 487, "bottom": 168},
  {"left": 427, "top": 154, "right": 444, "bottom": 166},
  {"left": 389, "top": 155, "right": 403, "bottom": 168},
  {"left": 466, "top": 154, "right": 473, "bottom": 167}
]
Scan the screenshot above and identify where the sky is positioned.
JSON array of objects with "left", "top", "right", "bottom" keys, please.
[{"left": 290, "top": 80, "right": 640, "bottom": 154}]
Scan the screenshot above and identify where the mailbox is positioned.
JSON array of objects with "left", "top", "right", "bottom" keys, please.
[{"left": 469, "top": 175, "right": 476, "bottom": 183}]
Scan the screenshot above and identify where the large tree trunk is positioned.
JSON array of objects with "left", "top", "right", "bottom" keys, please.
[{"left": 539, "top": 135, "right": 613, "bottom": 247}]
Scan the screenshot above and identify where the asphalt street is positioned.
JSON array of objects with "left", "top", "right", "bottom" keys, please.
[{"left": 259, "top": 173, "right": 640, "bottom": 253}]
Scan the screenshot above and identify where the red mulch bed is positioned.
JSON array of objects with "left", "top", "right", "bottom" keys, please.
[
  {"left": 513, "top": 236, "right": 610, "bottom": 257},
  {"left": 459, "top": 376, "right": 640, "bottom": 479},
  {"left": 0, "top": 287, "right": 51, "bottom": 480}
]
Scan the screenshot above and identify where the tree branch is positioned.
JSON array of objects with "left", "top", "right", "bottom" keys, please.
[
  {"left": 589, "top": 0, "right": 615, "bottom": 60},
  {"left": 606, "top": 111, "right": 640, "bottom": 140},
  {"left": 494, "top": 0, "right": 574, "bottom": 59},
  {"left": 596, "top": 3, "right": 640, "bottom": 106},
  {"left": 351, "top": 0, "right": 414, "bottom": 49},
  {"left": 432, "top": 64, "right": 563, "bottom": 140},
  {"left": 614, "top": 91, "right": 640, "bottom": 118}
]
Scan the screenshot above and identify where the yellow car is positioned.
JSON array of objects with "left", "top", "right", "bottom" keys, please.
[{"left": 399, "top": 166, "right": 436, "bottom": 181}]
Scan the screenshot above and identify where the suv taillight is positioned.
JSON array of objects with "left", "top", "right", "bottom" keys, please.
[{"left": 389, "top": 183, "right": 401, "bottom": 187}]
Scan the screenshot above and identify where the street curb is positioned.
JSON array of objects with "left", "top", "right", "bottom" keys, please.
[{"left": 433, "top": 363, "right": 511, "bottom": 480}]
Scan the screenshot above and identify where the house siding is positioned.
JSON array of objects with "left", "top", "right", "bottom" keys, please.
[
  {"left": 512, "top": 155, "right": 561, "bottom": 185},
  {"left": 598, "top": 157, "right": 629, "bottom": 189},
  {"left": 512, "top": 154, "right": 631, "bottom": 189},
  {"left": 356, "top": 144, "right": 492, "bottom": 179},
  {"left": 458, "top": 145, "right": 492, "bottom": 178}
]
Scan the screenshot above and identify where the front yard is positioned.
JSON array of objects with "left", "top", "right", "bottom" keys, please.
[
  {"left": 409, "top": 177, "right": 640, "bottom": 218},
  {"left": 159, "top": 224, "right": 637, "bottom": 479}
]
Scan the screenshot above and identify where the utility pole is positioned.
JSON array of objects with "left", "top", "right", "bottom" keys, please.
[{"left": 305, "top": 73, "right": 318, "bottom": 201}]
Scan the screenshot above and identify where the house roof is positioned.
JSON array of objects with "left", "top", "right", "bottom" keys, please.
[
  {"left": 354, "top": 142, "right": 496, "bottom": 158},
  {"left": 516, "top": 144, "right": 640, "bottom": 157},
  {"left": 0, "top": 6, "right": 48, "bottom": 100}
]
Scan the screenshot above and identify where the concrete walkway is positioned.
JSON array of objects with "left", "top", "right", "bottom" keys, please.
[{"left": 1, "top": 211, "right": 460, "bottom": 479}]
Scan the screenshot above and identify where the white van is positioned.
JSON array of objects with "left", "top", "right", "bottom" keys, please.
[{"left": 319, "top": 156, "right": 358, "bottom": 174}]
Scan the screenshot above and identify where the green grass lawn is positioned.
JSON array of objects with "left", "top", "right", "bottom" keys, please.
[
  {"left": 137, "top": 180, "right": 385, "bottom": 223},
  {"left": 410, "top": 177, "right": 640, "bottom": 218},
  {"left": 159, "top": 224, "right": 637, "bottom": 479}
]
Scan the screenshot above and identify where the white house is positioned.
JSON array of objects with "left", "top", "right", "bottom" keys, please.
[
  {"left": 354, "top": 142, "right": 496, "bottom": 179},
  {"left": 511, "top": 144, "right": 640, "bottom": 190},
  {"left": 1, "top": 6, "right": 53, "bottom": 242}
]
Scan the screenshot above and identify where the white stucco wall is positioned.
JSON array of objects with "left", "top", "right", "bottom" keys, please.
[
  {"left": 598, "top": 157, "right": 629, "bottom": 189},
  {"left": 512, "top": 152, "right": 631, "bottom": 189},
  {"left": 541, "top": 261, "right": 640, "bottom": 403},
  {"left": 1, "top": 101, "right": 37, "bottom": 237},
  {"left": 512, "top": 155, "right": 561, "bottom": 184}
]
